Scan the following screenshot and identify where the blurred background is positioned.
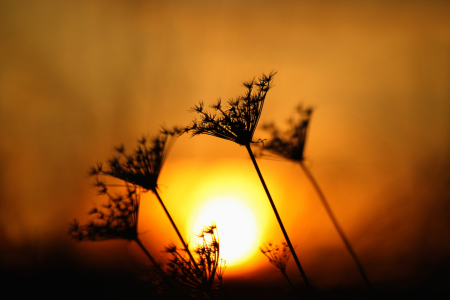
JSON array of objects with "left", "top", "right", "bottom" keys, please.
[{"left": 1, "top": 0, "right": 449, "bottom": 297}]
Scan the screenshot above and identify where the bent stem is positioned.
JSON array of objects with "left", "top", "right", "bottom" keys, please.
[
  {"left": 246, "top": 144, "right": 314, "bottom": 298},
  {"left": 299, "top": 161, "right": 374, "bottom": 294},
  {"left": 282, "top": 271, "right": 294, "bottom": 289},
  {"left": 219, "top": 280, "right": 228, "bottom": 300},
  {"left": 153, "top": 190, "right": 200, "bottom": 273},
  {"left": 135, "top": 237, "right": 158, "bottom": 266}
]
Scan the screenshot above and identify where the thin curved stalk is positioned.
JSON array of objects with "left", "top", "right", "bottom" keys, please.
[
  {"left": 218, "top": 280, "right": 228, "bottom": 300},
  {"left": 299, "top": 161, "right": 374, "bottom": 294},
  {"left": 153, "top": 190, "right": 200, "bottom": 273},
  {"left": 282, "top": 271, "right": 294, "bottom": 289},
  {"left": 246, "top": 144, "right": 314, "bottom": 298},
  {"left": 135, "top": 237, "right": 158, "bottom": 266}
]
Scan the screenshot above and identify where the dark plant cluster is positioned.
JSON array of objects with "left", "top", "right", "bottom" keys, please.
[
  {"left": 88, "top": 127, "right": 180, "bottom": 192},
  {"left": 136, "top": 224, "right": 225, "bottom": 300},
  {"left": 260, "top": 105, "right": 312, "bottom": 162},
  {"left": 71, "top": 127, "right": 225, "bottom": 298},
  {"left": 184, "top": 72, "right": 314, "bottom": 295},
  {"left": 259, "top": 104, "right": 374, "bottom": 294},
  {"left": 260, "top": 242, "right": 295, "bottom": 290},
  {"left": 69, "top": 183, "right": 140, "bottom": 242},
  {"left": 70, "top": 71, "right": 374, "bottom": 299},
  {"left": 260, "top": 242, "right": 291, "bottom": 275},
  {"left": 154, "top": 224, "right": 225, "bottom": 299},
  {"left": 184, "top": 71, "right": 276, "bottom": 146}
]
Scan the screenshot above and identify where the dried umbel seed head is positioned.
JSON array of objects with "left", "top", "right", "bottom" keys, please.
[
  {"left": 89, "top": 127, "right": 181, "bottom": 192},
  {"left": 260, "top": 242, "right": 292, "bottom": 273},
  {"left": 150, "top": 223, "right": 224, "bottom": 298},
  {"left": 260, "top": 104, "right": 313, "bottom": 162},
  {"left": 184, "top": 71, "right": 276, "bottom": 146},
  {"left": 69, "top": 184, "right": 140, "bottom": 242}
]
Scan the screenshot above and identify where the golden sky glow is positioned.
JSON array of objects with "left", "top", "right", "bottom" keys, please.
[
  {"left": 1, "top": 0, "right": 450, "bottom": 292},
  {"left": 189, "top": 196, "right": 259, "bottom": 267}
]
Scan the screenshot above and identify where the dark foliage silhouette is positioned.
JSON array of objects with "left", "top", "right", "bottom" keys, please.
[
  {"left": 260, "top": 242, "right": 294, "bottom": 289},
  {"left": 70, "top": 175, "right": 227, "bottom": 298},
  {"left": 88, "top": 127, "right": 178, "bottom": 191},
  {"left": 260, "top": 104, "right": 312, "bottom": 162},
  {"left": 184, "top": 72, "right": 314, "bottom": 297},
  {"left": 184, "top": 72, "right": 275, "bottom": 146},
  {"left": 259, "top": 104, "right": 374, "bottom": 294},
  {"left": 88, "top": 128, "right": 200, "bottom": 273},
  {"left": 141, "top": 223, "right": 226, "bottom": 299},
  {"left": 69, "top": 182, "right": 158, "bottom": 266}
]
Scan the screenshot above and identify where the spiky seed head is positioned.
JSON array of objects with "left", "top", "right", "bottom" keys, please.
[
  {"left": 184, "top": 71, "right": 277, "bottom": 146},
  {"left": 259, "top": 104, "right": 313, "bottom": 162}
]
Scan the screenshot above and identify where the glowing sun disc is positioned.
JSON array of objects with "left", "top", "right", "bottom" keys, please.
[{"left": 189, "top": 196, "right": 259, "bottom": 266}]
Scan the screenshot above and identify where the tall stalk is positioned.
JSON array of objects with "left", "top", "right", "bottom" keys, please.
[
  {"left": 135, "top": 237, "right": 158, "bottom": 266},
  {"left": 184, "top": 72, "right": 317, "bottom": 297},
  {"left": 300, "top": 161, "right": 374, "bottom": 294},
  {"left": 261, "top": 104, "right": 374, "bottom": 294},
  {"left": 86, "top": 129, "right": 201, "bottom": 272},
  {"left": 246, "top": 144, "right": 314, "bottom": 297},
  {"left": 153, "top": 189, "right": 200, "bottom": 273}
]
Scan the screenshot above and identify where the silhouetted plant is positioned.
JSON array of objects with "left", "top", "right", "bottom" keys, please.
[
  {"left": 68, "top": 183, "right": 158, "bottom": 266},
  {"left": 184, "top": 72, "right": 314, "bottom": 297},
  {"left": 260, "top": 104, "right": 312, "bottom": 162},
  {"left": 142, "top": 223, "right": 226, "bottom": 299},
  {"left": 259, "top": 105, "right": 374, "bottom": 294},
  {"left": 184, "top": 72, "right": 274, "bottom": 146},
  {"left": 215, "top": 258, "right": 227, "bottom": 298},
  {"left": 260, "top": 242, "right": 294, "bottom": 289},
  {"left": 88, "top": 127, "right": 178, "bottom": 191},
  {"left": 88, "top": 127, "right": 200, "bottom": 273}
]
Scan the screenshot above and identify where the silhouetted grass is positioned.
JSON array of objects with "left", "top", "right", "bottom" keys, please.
[
  {"left": 259, "top": 104, "right": 374, "bottom": 295},
  {"left": 184, "top": 71, "right": 314, "bottom": 298}
]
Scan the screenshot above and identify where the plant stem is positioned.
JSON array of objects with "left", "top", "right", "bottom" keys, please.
[
  {"left": 153, "top": 190, "right": 200, "bottom": 273},
  {"left": 246, "top": 144, "right": 314, "bottom": 298},
  {"left": 282, "top": 271, "right": 295, "bottom": 289},
  {"left": 299, "top": 161, "right": 374, "bottom": 294},
  {"left": 218, "top": 279, "right": 229, "bottom": 300},
  {"left": 135, "top": 237, "right": 158, "bottom": 266}
]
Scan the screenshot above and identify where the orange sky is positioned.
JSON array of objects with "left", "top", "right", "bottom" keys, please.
[{"left": 1, "top": 0, "right": 450, "bottom": 292}]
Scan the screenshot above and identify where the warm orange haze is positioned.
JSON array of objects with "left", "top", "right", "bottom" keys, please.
[{"left": 1, "top": 0, "right": 450, "bottom": 298}]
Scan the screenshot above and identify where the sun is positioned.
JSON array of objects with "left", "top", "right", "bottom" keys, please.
[{"left": 188, "top": 196, "right": 260, "bottom": 267}]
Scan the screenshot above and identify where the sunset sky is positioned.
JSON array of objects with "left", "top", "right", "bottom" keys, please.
[{"left": 1, "top": 0, "right": 450, "bottom": 296}]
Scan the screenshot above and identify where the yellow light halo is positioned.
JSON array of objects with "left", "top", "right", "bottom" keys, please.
[{"left": 188, "top": 196, "right": 260, "bottom": 267}]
